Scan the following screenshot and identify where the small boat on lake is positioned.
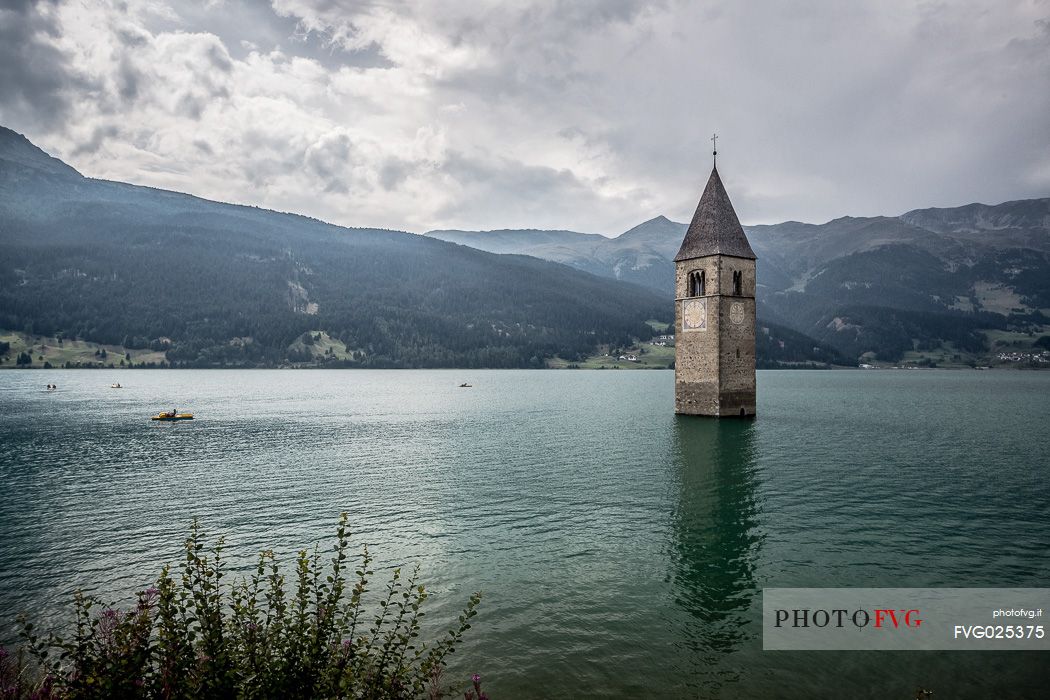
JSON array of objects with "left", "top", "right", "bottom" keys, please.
[
  {"left": 458, "top": 383, "right": 472, "bottom": 388},
  {"left": 111, "top": 383, "right": 123, "bottom": 389},
  {"left": 151, "top": 411, "right": 193, "bottom": 421}
]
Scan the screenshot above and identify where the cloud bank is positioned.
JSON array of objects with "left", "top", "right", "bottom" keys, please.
[{"left": 1, "top": 0, "right": 1048, "bottom": 234}]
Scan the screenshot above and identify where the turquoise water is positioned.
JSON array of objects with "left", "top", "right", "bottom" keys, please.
[{"left": 1, "top": 369, "right": 1048, "bottom": 698}]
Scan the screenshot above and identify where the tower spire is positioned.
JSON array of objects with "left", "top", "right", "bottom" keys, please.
[
  {"left": 711, "top": 133, "right": 718, "bottom": 168},
  {"left": 673, "top": 166, "right": 755, "bottom": 262}
]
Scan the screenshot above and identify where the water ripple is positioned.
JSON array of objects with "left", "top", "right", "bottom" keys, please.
[{"left": 1, "top": 369, "right": 1049, "bottom": 696}]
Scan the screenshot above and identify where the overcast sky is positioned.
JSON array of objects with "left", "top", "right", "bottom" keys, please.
[{"left": 2, "top": 0, "right": 1048, "bottom": 235}]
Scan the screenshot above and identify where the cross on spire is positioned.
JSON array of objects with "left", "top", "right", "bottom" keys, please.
[{"left": 711, "top": 133, "right": 718, "bottom": 168}]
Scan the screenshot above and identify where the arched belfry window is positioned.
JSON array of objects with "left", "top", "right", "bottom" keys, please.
[
  {"left": 732, "top": 270, "right": 742, "bottom": 296},
  {"left": 689, "top": 270, "right": 705, "bottom": 297}
]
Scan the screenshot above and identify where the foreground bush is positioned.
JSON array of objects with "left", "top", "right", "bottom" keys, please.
[{"left": 7, "top": 514, "right": 482, "bottom": 699}]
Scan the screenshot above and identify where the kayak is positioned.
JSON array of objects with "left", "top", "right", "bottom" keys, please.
[{"left": 151, "top": 413, "right": 194, "bottom": 421}]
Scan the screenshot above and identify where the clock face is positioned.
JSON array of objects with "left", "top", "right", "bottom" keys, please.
[
  {"left": 682, "top": 298, "right": 707, "bottom": 332},
  {"left": 730, "top": 301, "right": 745, "bottom": 325}
]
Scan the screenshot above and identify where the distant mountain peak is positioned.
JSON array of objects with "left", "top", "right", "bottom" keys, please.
[
  {"left": 0, "top": 125, "right": 82, "bottom": 179},
  {"left": 617, "top": 214, "right": 684, "bottom": 239}
]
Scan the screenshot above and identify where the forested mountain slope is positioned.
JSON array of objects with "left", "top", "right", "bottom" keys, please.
[{"left": 0, "top": 126, "right": 669, "bottom": 368}]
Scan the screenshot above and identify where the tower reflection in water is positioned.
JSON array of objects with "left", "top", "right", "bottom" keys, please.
[{"left": 668, "top": 416, "right": 762, "bottom": 692}]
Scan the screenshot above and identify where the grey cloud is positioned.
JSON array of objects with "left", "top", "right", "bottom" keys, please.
[
  {"left": 0, "top": 0, "right": 49, "bottom": 12},
  {"left": 378, "top": 157, "right": 410, "bottom": 191},
  {"left": 450, "top": 156, "right": 579, "bottom": 190},
  {"left": 176, "top": 93, "right": 206, "bottom": 119},
  {"left": 163, "top": 0, "right": 393, "bottom": 69},
  {"left": 117, "top": 56, "right": 141, "bottom": 100},
  {"left": 71, "top": 123, "right": 119, "bottom": 156},
  {"left": 173, "top": 82, "right": 230, "bottom": 120},
  {"left": 115, "top": 24, "right": 150, "bottom": 47},
  {"left": 0, "top": 0, "right": 78, "bottom": 130},
  {"left": 242, "top": 150, "right": 299, "bottom": 189},
  {"left": 205, "top": 42, "right": 233, "bottom": 72},
  {"left": 7, "top": 0, "right": 1047, "bottom": 236},
  {"left": 434, "top": 151, "right": 648, "bottom": 231},
  {"left": 273, "top": 0, "right": 659, "bottom": 88},
  {"left": 303, "top": 132, "right": 355, "bottom": 194}
]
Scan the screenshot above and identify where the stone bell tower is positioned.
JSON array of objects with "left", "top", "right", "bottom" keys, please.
[{"left": 674, "top": 143, "right": 756, "bottom": 417}]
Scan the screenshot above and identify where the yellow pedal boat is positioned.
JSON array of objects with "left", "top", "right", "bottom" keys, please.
[{"left": 151, "top": 412, "right": 194, "bottom": 421}]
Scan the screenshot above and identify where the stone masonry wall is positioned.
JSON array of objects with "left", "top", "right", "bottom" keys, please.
[{"left": 675, "top": 255, "right": 756, "bottom": 417}]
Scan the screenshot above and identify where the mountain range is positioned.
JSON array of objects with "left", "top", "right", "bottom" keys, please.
[
  {"left": 2, "top": 124, "right": 1046, "bottom": 369},
  {"left": 429, "top": 192, "right": 1050, "bottom": 364}
]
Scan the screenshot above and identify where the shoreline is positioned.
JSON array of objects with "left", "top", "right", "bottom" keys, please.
[{"left": 3, "top": 365, "right": 1047, "bottom": 371}]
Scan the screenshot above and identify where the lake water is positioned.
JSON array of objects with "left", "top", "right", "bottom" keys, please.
[{"left": 1, "top": 369, "right": 1048, "bottom": 698}]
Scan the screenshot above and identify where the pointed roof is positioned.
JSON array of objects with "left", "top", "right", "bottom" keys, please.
[{"left": 674, "top": 167, "right": 756, "bottom": 261}]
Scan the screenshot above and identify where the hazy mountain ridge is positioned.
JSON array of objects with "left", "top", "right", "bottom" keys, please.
[
  {"left": 427, "top": 215, "right": 683, "bottom": 294},
  {"left": 900, "top": 199, "right": 1050, "bottom": 236},
  {"left": 427, "top": 191, "right": 1050, "bottom": 363}
]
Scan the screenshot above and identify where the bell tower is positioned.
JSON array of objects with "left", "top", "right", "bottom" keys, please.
[{"left": 674, "top": 142, "right": 757, "bottom": 417}]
